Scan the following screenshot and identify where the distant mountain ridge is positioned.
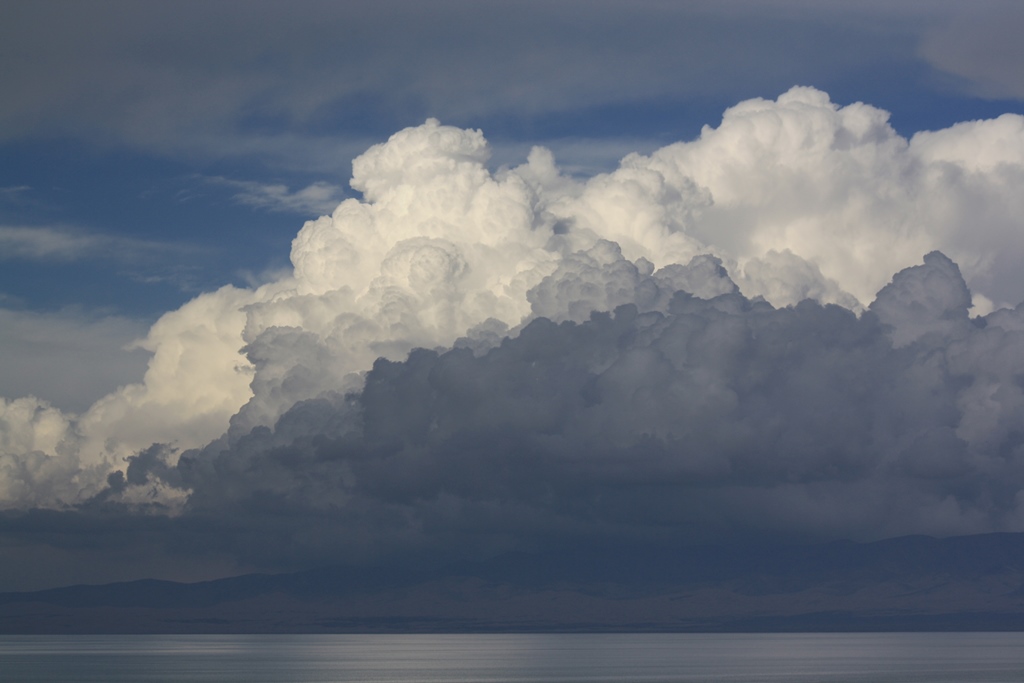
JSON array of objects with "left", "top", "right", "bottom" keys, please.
[{"left": 3, "top": 532, "right": 1024, "bottom": 633}]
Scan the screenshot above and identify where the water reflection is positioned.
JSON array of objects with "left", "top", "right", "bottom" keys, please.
[{"left": 3, "top": 632, "right": 1024, "bottom": 682}]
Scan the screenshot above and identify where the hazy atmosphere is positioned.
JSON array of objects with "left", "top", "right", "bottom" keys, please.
[{"left": 3, "top": 1, "right": 1024, "bottom": 593}]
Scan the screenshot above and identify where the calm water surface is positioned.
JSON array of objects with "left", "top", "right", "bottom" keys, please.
[{"left": 3, "top": 632, "right": 1024, "bottom": 682}]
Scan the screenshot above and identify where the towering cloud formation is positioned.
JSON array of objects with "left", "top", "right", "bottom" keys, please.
[{"left": 3, "top": 88, "right": 1024, "bottom": 573}]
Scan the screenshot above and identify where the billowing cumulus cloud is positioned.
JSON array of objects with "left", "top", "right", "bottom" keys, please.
[{"left": 3, "top": 88, "right": 1024, "bottom": 580}]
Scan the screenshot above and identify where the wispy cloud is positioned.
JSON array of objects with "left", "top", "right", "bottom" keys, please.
[
  {"left": 0, "top": 225, "right": 202, "bottom": 263},
  {"left": 0, "top": 185, "right": 32, "bottom": 200},
  {"left": 203, "top": 176, "right": 345, "bottom": 215}
]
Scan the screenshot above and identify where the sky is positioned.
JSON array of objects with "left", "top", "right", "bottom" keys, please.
[{"left": 3, "top": 0, "right": 1024, "bottom": 591}]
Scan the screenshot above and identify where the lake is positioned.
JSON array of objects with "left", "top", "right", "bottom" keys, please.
[{"left": 3, "top": 632, "right": 1024, "bottom": 682}]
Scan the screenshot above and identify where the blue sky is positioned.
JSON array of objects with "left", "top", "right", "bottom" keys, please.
[{"left": 4, "top": 1, "right": 1024, "bottom": 590}]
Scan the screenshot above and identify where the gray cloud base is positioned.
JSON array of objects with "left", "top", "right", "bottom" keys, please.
[{"left": 28, "top": 250, "right": 1017, "bottom": 580}]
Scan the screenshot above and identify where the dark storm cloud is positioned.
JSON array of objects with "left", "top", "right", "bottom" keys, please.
[{"left": 25, "top": 251, "right": 1015, "bottom": 578}]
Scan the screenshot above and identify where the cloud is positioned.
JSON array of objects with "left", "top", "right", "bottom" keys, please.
[
  {"left": 0, "top": 186, "right": 31, "bottom": 201},
  {"left": 0, "top": 225, "right": 200, "bottom": 264},
  {"left": 490, "top": 138, "right": 671, "bottom": 179},
  {"left": 0, "top": 224, "right": 212, "bottom": 296},
  {"left": 174, "top": 254, "right": 1024, "bottom": 554},
  {"left": 0, "top": 1, "right": 965, "bottom": 168},
  {"left": 919, "top": 3, "right": 1024, "bottom": 100},
  {"left": 2, "top": 89, "right": 1024, "bottom": 582},
  {"left": 0, "top": 226, "right": 103, "bottom": 261},
  {"left": 201, "top": 176, "right": 346, "bottom": 215},
  {"left": 9, "top": 252, "right": 1024, "bottom": 579},
  {"left": 0, "top": 308, "right": 149, "bottom": 413}
]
